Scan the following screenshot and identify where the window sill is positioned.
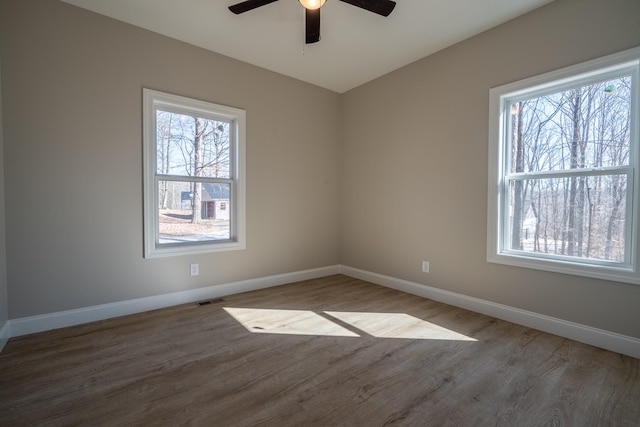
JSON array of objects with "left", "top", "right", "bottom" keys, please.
[
  {"left": 487, "top": 252, "right": 640, "bottom": 285},
  {"left": 145, "top": 240, "right": 246, "bottom": 258}
]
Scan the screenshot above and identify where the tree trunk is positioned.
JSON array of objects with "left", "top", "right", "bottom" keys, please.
[
  {"left": 566, "top": 90, "right": 581, "bottom": 256},
  {"left": 511, "top": 103, "right": 525, "bottom": 250},
  {"left": 605, "top": 194, "right": 621, "bottom": 260},
  {"left": 191, "top": 118, "right": 205, "bottom": 224}
]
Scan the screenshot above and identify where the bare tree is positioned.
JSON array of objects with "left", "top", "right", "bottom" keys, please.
[
  {"left": 156, "top": 111, "right": 174, "bottom": 209},
  {"left": 511, "top": 102, "right": 525, "bottom": 250},
  {"left": 506, "top": 75, "right": 631, "bottom": 262},
  {"left": 191, "top": 118, "right": 206, "bottom": 224}
]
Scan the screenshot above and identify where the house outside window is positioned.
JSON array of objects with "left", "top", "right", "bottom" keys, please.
[
  {"left": 487, "top": 48, "right": 640, "bottom": 284},
  {"left": 143, "top": 89, "right": 246, "bottom": 258}
]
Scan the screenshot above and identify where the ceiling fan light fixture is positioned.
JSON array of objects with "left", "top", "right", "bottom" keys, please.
[{"left": 299, "top": 0, "right": 326, "bottom": 10}]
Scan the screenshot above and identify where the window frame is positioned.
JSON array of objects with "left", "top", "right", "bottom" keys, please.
[
  {"left": 143, "top": 89, "right": 246, "bottom": 258},
  {"left": 487, "top": 47, "right": 640, "bottom": 285}
]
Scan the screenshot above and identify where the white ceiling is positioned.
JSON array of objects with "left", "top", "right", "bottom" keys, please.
[{"left": 62, "top": 0, "right": 554, "bottom": 93}]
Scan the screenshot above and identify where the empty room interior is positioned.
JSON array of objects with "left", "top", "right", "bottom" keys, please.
[{"left": 1, "top": 0, "right": 640, "bottom": 425}]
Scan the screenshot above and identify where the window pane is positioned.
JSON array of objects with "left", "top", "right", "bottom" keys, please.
[
  {"left": 156, "top": 110, "right": 231, "bottom": 178},
  {"left": 509, "top": 76, "right": 631, "bottom": 174},
  {"left": 157, "top": 180, "right": 231, "bottom": 244},
  {"left": 508, "top": 175, "right": 627, "bottom": 262}
]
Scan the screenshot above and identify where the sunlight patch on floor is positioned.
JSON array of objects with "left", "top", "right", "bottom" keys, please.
[
  {"left": 224, "top": 308, "right": 476, "bottom": 341},
  {"left": 324, "top": 311, "right": 477, "bottom": 341},
  {"left": 223, "top": 307, "right": 360, "bottom": 337}
]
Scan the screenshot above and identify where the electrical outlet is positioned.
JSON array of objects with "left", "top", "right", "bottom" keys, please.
[
  {"left": 422, "top": 261, "right": 430, "bottom": 273},
  {"left": 190, "top": 263, "right": 199, "bottom": 276}
]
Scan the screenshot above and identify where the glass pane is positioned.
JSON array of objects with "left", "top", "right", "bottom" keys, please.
[
  {"left": 509, "top": 76, "right": 631, "bottom": 174},
  {"left": 156, "top": 110, "right": 231, "bottom": 179},
  {"left": 157, "top": 180, "right": 231, "bottom": 244},
  {"left": 508, "top": 175, "right": 627, "bottom": 262}
]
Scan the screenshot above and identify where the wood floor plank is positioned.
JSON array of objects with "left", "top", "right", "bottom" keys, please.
[{"left": 1, "top": 275, "right": 638, "bottom": 426}]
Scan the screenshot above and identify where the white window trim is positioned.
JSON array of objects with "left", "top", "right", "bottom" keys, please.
[
  {"left": 143, "top": 89, "right": 246, "bottom": 258},
  {"left": 487, "top": 47, "right": 640, "bottom": 285}
]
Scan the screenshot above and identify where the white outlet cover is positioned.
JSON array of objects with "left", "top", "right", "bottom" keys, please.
[{"left": 190, "top": 263, "right": 199, "bottom": 276}]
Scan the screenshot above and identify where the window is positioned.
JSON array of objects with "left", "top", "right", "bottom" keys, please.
[
  {"left": 487, "top": 48, "right": 640, "bottom": 284},
  {"left": 143, "top": 89, "right": 246, "bottom": 257}
]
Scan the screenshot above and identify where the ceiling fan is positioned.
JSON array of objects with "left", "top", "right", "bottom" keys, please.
[{"left": 228, "top": 0, "right": 396, "bottom": 44}]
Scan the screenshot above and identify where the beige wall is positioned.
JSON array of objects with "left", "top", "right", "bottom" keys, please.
[
  {"left": 342, "top": 0, "right": 640, "bottom": 338},
  {"left": 0, "top": 53, "right": 8, "bottom": 333},
  {"left": 0, "top": 0, "right": 341, "bottom": 318}
]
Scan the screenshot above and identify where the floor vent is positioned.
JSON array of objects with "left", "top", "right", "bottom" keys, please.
[{"left": 197, "top": 299, "right": 223, "bottom": 306}]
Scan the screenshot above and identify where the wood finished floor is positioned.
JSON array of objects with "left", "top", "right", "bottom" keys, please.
[{"left": 1, "top": 275, "right": 638, "bottom": 426}]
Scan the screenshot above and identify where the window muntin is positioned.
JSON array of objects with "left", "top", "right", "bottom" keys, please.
[
  {"left": 488, "top": 48, "right": 640, "bottom": 284},
  {"left": 143, "top": 89, "right": 245, "bottom": 258}
]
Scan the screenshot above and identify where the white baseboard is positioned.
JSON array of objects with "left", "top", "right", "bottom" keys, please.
[
  {"left": 0, "top": 321, "right": 9, "bottom": 353},
  {"left": 6, "top": 264, "right": 639, "bottom": 360},
  {"left": 340, "top": 265, "right": 640, "bottom": 359},
  {"left": 8, "top": 265, "right": 341, "bottom": 338}
]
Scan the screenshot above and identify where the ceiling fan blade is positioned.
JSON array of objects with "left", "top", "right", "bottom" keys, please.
[
  {"left": 228, "top": 0, "right": 279, "bottom": 15},
  {"left": 305, "top": 8, "right": 320, "bottom": 44},
  {"left": 339, "top": 0, "right": 396, "bottom": 17}
]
